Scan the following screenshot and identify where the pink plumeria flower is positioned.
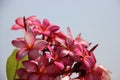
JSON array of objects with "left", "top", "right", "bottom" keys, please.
[
  {"left": 46, "top": 46, "right": 73, "bottom": 70},
  {"left": 11, "top": 16, "right": 41, "bottom": 30},
  {"left": 16, "top": 56, "right": 62, "bottom": 80},
  {"left": 33, "top": 18, "right": 60, "bottom": 36},
  {"left": 56, "top": 27, "right": 82, "bottom": 57},
  {"left": 96, "top": 65, "right": 111, "bottom": 80},
  {"left": 79, "top": 65, "right": 111, "bottom": 80},
  {"left": 12, "top": 31, "right": 48, "bottom": 60}
]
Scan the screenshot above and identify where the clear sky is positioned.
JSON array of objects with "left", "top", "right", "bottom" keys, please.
[{"left": 0, "top": 0, "right": 120, "bottom": 80}]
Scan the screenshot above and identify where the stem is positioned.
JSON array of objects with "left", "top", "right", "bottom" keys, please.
[
  {"left": 89, "top": 44, "right": 99, "bottom": 52},
  {"left": 23, "top": 16, "right": 27, "bottom": 31}
]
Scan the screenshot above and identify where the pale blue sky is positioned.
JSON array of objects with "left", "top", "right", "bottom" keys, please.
[{"left": 0, "top": 0, "right": 120, "bottom": 80}]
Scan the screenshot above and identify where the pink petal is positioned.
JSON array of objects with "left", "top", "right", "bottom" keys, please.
[
  {"left": 48, "top": 25, "right": 60, "bottom": 32},
  {"left": 66, "top": 36, "right": 74, "bottom": 47},
  {"left": 16, "top": 49, "right": 28, "bottom": 60},
  {"left": 44, "top": 52, "right": 52, "bottom": 59},
  {"left": 15, "top": 17, "right": 24, "bottom": 27},
  {"left": 85, "top": 71, "right": 101, "bottom": 80},
  {"left": 26, "top": 16, "right": 41, "bottom": 26},
  {"left": 55, "top": 37, "right": 66, "bottom": 47},
  {"left": 11, "top": 24, "right": 24, "bottom": 30},
  {"left": 38, "top": 55, "right": 49, "bottom": 68},
  {"left": 89, "top": 52, "right": 96, "bottom": 63},
  {"left": 28, "top": 73, "right": 40, "bottom": 80},
  {"left": 45, "top": 64, "right": 60, "bottom": 76},
  {"left": 47, "top": 45, "right": 54, "bottom": 55},
  {"left": 55, "top": 31, "right": 66, "bottom": 40},
  {"left": 42, "top": 30, "right": 50, "bottom": 36},
  {"left": 16, "top": 68, "right": 25, "bottom": 78},
  {"left": 97, "top": 66, "right": 111, "bottom": 80},
  {"left": 28, "top": 49, "right": 40, "bottom": 60},
  {"left": 12, "top": 39, "right": 27, "bottom": 48},
  {"left": 67, "top": 27, "right": 73, "bottom": 38},
  {"left": 16, "top": 68, "right": 30, "bottom": 79},
  {"left": 34, "top": 40, "right": 48, "bottom": 50},
  {"left": 43, "top": 19, "right": 50, "bottom": 28},
  {"left": 82, "top": 56, "right": 95, "bottom": 71},
  {"left": 73, "top": 46, "right": 82, "bottom": 56},
  {"left": 39, "top": 75, "right": 50, "bottom": 80},
  {"left": 75, "top": 34, "right": 89, "bottom": 47},
  {"left": 54, "top": 61, "right": 64, "bottom": 70},
  {"left": 61, "top": 49, "right": 70, "bottom": 56},
  {"left": 25, "top": 31, "right": 35, "bottom": 48},
  {"left": 60, "top": 57, "right": 72, "bottom": 66},
  {"left": 22, "top": 60, "right": 38, "bottom": 72}
]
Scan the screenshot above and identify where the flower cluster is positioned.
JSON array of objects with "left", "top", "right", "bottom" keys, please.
[{"left": 11, "top": 16, "right": 110, "bottom": 80}]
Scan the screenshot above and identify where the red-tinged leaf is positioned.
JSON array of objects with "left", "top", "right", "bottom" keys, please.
[{"left": 6, "top": 49, "right": 28, "bottom": 80}]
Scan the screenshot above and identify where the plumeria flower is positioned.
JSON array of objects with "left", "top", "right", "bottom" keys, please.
[
  {"left": 12, "top": 31, "right": 48, "bottom": 60},
  {"left": 55, "top": 27, "right": 84, "bottom": 59},
  {"left": 79, "top": 65, "right": 111, "bottom": 80},
  {"left": 33, "top": 18, "right": 60, "bottom": 36},
  {"left": 16, "top": 56, "right": 63, "bottom": 80},
  {"left": 11, "top": 16, "right": 41, "bottom": 30},
  {"left": 46, "top": 46, "right": 73, "bottom": 70}
]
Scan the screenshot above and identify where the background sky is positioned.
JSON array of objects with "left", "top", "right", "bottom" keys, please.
[{"left": 0, "top": 0, "right": 120, "bottom": 80}]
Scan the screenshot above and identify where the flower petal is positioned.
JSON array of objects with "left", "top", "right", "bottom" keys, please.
[
  {"left": 28, "top": 73, "right": 40, "bottom": 80},
  {"left": 55, "top": 31, "right": 66, "bottom": 40},
  {"left": 54, "top": 61, "right": 64, "bottom": 70},
  {"left": 60, "top": 49, "right": 70, "bottom": 56},
  {"left": 22, "top": 60, "right": 38, "bottom": 72},
  {"left": 34, "top": 40, "right": 48, "bottom": 50},
  {"left": 38, "top": 55, "right": 49, "bottom": 68},
  {"left": 48, "top": 25, "right": 60, "bottom": 32},
  {"left": 97, "top": 66, "right": 111, "bottom": 80},
  {"left": 82, "top": 56, "right": 95, "bottom": 71},
  {"left": 42, "top": 30, "right": 51, "bottom": 36},
  {"left": 60, "top": 57, "right": 72, "bottom": 66},
  {"left": 16, "top": 68, "right": 25, "bottom": 78},
  {"left": 25, "top": 31, "right": 35, "bottom": 48},
  {"left": 39, "top": 75, "right": 50, "bottom": 80},
  {"left": 45, "top": 64, "right": 60, "bottom": 76},
  {"left": 12, "top": 39, "right": 27, "bottom": 48},
  {"left": 75, "top": 34, "right": 89, "bottom": 47},
  {"left": 28, "top": 49, "right": 40, "bottom": 60},
  {"left": 16, "top": 49, "right": 28, "bottom": 60},
  {"left": 66, "top": 36, "right": 74, "bottom": 47},
  {"left": 43, "top": 19, "right": 50, "bottom": 28},
  {"left": 85, "top": 70, "right": 101, "bottom": 80},
  {"left": 16, "top": 68, "right": 30, "bottom": 79},
  {"left": 15, "top": 17, "right": 24, "bottom": 27},
  {"left": 67, "top": 27, "right": 73, "bottom": 38},
  {"left": 11, "top": 24, "right": 24, "bottom": 30},
  {"left": 26, "top": 16, "right": 41, "bottom": 27}
]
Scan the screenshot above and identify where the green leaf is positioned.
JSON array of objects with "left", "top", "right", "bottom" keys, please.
[{"left": 6, "top": 49, "right": 28, "bottom": 80}]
